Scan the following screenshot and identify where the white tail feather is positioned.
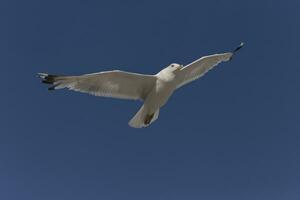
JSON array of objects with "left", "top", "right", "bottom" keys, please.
[{"left": 128, "top": 105, "right": 159, "bottom": 128}]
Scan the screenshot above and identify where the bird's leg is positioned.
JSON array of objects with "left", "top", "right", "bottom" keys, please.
[{"left": 144, "top": 113, "right": 154, "bottom": 125}]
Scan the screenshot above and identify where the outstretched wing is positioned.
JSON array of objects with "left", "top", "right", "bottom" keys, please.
[
  {"left": 38, "top": 70, "right": 156, "bottom": 101},
  {"left": 177, "top": 43, "right": 244, "bottom": 88}
]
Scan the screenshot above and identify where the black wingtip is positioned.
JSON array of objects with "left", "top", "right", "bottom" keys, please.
[
  {"left": 233, "top": 42, "right": 244, "bottom": 53},
  {"left": 37, "top": 73, "right": 58, "bottom": 84},
  {"left": 48, "top": 85, "right": 57, "bottom": 91},
  {"left": 230, "top": 42, "right": 244, "bottom": 61},
  {"left": 37, "top": 73, "right": 60, "bottom": 91}
]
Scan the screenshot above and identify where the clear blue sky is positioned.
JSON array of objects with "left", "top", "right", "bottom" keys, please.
[{"left": 1, "top": 0, "right": 300, "bottom": 199}]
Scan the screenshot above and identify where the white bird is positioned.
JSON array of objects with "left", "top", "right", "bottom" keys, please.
[{"left": 38, "top": 43, "right": 244, "bottom": 128}]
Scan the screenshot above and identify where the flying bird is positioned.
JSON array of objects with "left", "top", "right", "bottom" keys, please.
[{"left": 38, "top": 43, "right": 244, "bottom": 128}]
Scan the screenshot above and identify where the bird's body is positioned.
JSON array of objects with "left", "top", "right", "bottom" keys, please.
[
  {"left": 38, "top": 43, "right": 244, "bottom": 128},
  {"left": 129, "top": 66, "right": 180, "bottom": 128},
  {"left": 151, "top": 67, "right": 180, "bottom": 109}
]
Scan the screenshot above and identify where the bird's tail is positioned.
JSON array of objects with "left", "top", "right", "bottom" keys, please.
[{"left": 129, "top": 105, "right": 160, "bottom": 128}]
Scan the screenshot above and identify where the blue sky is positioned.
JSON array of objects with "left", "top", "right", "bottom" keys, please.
[{"left": 1, "top": 0, "right": 300, "bottom": 199}]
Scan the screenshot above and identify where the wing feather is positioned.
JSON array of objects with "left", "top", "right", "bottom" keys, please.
[
  {"left": 38, "top": 70, "right": 156, "bottom": 101},
  {"left": 177, "top": 53, "right": 233, "bottom": 88}
]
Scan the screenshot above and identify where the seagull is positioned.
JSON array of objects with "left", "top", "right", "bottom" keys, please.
[{"left": 38, "top": 42, "right": 244, "bottom": 128}]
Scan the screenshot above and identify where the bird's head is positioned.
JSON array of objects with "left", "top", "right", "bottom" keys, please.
[
  {"left": 156, "top": 63, "right": 183, "bottom": 78},
  {"left": 165, "top": 63, "right": 183, "bottom": 73}
]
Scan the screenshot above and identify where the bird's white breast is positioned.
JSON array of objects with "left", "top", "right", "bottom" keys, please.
[{"left": 144, "top": 73, "right": 177, "bottom": 113}]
